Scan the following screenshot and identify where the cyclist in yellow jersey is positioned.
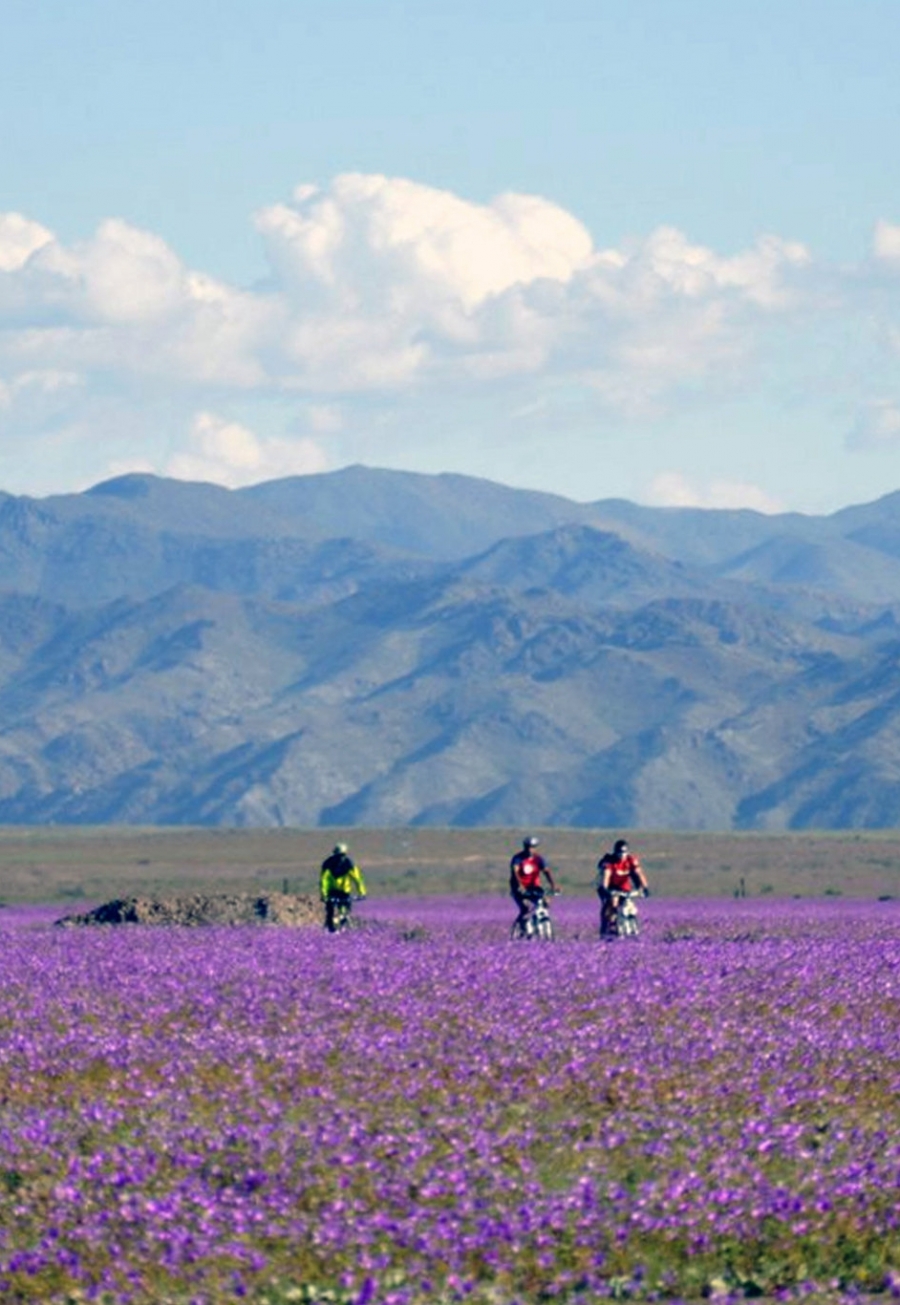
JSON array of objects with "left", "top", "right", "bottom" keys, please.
[{"left": 320, "top": 843, "right": 367, "bottom": 932}]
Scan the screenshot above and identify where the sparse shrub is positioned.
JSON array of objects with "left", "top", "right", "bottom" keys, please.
[{"left": 399, "top": 924, "right": 430, "bottom": 942}]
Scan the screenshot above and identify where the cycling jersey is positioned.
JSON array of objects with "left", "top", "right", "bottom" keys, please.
[
  {"left": 598, "top": 852, "right": 643, "bottom": 892},
  {"left": 510, "top": 851, "right": 546, "bottom": 893},
  {"left": 320, "top": 854, "right": 366, "bottom": 901}
]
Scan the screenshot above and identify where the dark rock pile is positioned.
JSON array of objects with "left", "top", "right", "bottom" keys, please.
[{"left": 56, "top": 891, "right": 322, "bottom": 929}]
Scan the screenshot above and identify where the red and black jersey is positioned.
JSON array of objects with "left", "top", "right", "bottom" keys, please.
[
  {"left": 598, "top": 852, "right": 643, "bottom": 892},
  {"left": 510, "top": 851, "right": 546, "bottom": 893}
]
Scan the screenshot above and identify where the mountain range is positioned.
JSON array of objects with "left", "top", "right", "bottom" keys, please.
[{"left": 2, "top": 465, "right": 900, "bottom": 829}]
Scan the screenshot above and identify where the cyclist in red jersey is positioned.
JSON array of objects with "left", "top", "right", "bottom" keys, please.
[
  {"left": 510, "top": 835, "right": 558, "bottom": 932},
  {"left": 597, "top": 838, "right": 649, "bottom": 937}
]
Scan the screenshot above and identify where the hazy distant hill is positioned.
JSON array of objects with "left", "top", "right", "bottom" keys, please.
[
  {"left": 242, "top": 466, "right": 599, "bottom": 558},
  {"left": 0, "top": 465, "right": 899, "bottom": 829}
]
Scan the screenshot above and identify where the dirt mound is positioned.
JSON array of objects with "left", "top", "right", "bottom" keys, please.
[{"left": 56, "top": 891, "right": 322, "bottom": 929}]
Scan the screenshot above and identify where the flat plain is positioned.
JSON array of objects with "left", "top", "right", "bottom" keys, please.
[
  {"left": 2, "top": 830, "right": 900, "bottom": 1302},
  {"left": 2, "top": 890, "right": 899, "bottom": 1303},
  {"left": 0, "top": 825, "right": 899, "bottom": 906}
]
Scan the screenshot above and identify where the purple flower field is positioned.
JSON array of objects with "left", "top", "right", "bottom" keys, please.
[{"left": 1, "top": 895, "right": 900, "bottom": 1304}]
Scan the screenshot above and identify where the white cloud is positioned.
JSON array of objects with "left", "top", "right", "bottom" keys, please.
[
  {"left": 255, "top": 173, "right": 594, "bottom": 312},
  {"left": 253, "top": 174, "right": 596, "bottom": 390},
  {"left": 0, "top": 213, "right": 54, "bottom": 272},
  {"left": 0, "top": 181, "right": 815, "bottom": 415},
  {"left": 585, "top": 226, "right": 809, "bottom": 312},
  {"left": 164, "top": 411, "right": 329, "bottom": 488},
  {"left": 561, "top": 227, "right": 812, "bottom": 415},
  {"left": 873, "top": 220, "right": 900, "bottom": 265},
  {"left": 252, "top": 179, "right": 811, "bottom": 404},
  {"left": 77, "top": 219, "right": 189, "bottom": 324},
  {"left": 0, "top": 178, "right": 889, "bottom": 502},
  {"left": 847, "top": 400, "right": 900, "bottom": 450},
  {"left": 0, "top": 219, "right": 190, "bottom": 327},
  {"left": 0, "top": 218, "right": 275, "bottom": 388},
  {"left": 647, "top": 471, "right": 784, "bottom": 514}
]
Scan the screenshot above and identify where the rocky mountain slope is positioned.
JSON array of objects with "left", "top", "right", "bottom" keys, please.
[{"left": 1, "top": 466, "right": 900, "bottom": 829}]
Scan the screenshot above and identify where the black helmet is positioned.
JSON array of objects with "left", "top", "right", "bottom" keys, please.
[
  {"left": 613, "top": 839, "right": 629, "bottom": 855},
  {"left": 524, "top": 835, "right": 540, "bottom": 848}
]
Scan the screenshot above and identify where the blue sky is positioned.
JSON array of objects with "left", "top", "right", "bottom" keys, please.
[{"left": 2, "top": 0, "right": 900, "bottom": 513}]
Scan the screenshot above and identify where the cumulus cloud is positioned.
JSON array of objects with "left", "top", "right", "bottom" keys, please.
[
  {"left": 647, "top": 471, "right": 784, "bottom": 514},
  {"left": 164, "top": 411, "right": 329, "bottom": 488},
  {"left": 252, "top": 174, "right": 596, "bottom": 390},
  {"left": 78, "top": 219, "right": 189, "bottom": 324},
  {"left": 256, "top": 173, "right": 594, "bottom": 310},
  {"left": 569, "top": 227, "right": 812, "bottom": 415},
  {"left": 1, "top": 175, "right": 887, "bottom": 497},
  {"left": 0, "top": 213, "right": 54, "bottom": 272},
  {"left": 0, "top": 216, "right": 275, "bottom": 391},
  {"left": 251, "top": 177, "right": 810, "bottom": 402},
  {"left": 585, "top": 226, "right": 809, "bottom": 312},
  {"left": 0, "top": 218, "right": 186, "bottom": 327},
  {"left": 0, "top": 178, "right": 816, "bottom": 413}
]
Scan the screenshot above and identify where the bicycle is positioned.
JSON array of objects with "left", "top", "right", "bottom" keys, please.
[
  {"left": 510, "top": 888, "right": 557, "bottom": 941},
  {"left": 324, "top": 891, "right": 360, "bottom": 933},
  {"left": 601, "top": 888, "right": 643, "bottom": 939}
]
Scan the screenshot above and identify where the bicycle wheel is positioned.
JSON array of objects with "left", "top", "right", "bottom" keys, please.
[
  {"left": 537, "top": 916, "right": 554, "bottom": 941},
  {"left": 620, "top": 904, "right": 639, "bottom": 937}
]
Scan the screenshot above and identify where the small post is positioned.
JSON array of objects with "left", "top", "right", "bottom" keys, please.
[{"left": 282, "top": 877, "right": 290, "bottom": 895}]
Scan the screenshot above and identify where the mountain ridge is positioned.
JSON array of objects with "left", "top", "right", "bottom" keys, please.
[{"left": 0, "top": 465, "right": 899, "bottom": 829}]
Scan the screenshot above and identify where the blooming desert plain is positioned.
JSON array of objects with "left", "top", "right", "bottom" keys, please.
[{"left": 1, "top": 829, "right": 900, "bottom": 1304}]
